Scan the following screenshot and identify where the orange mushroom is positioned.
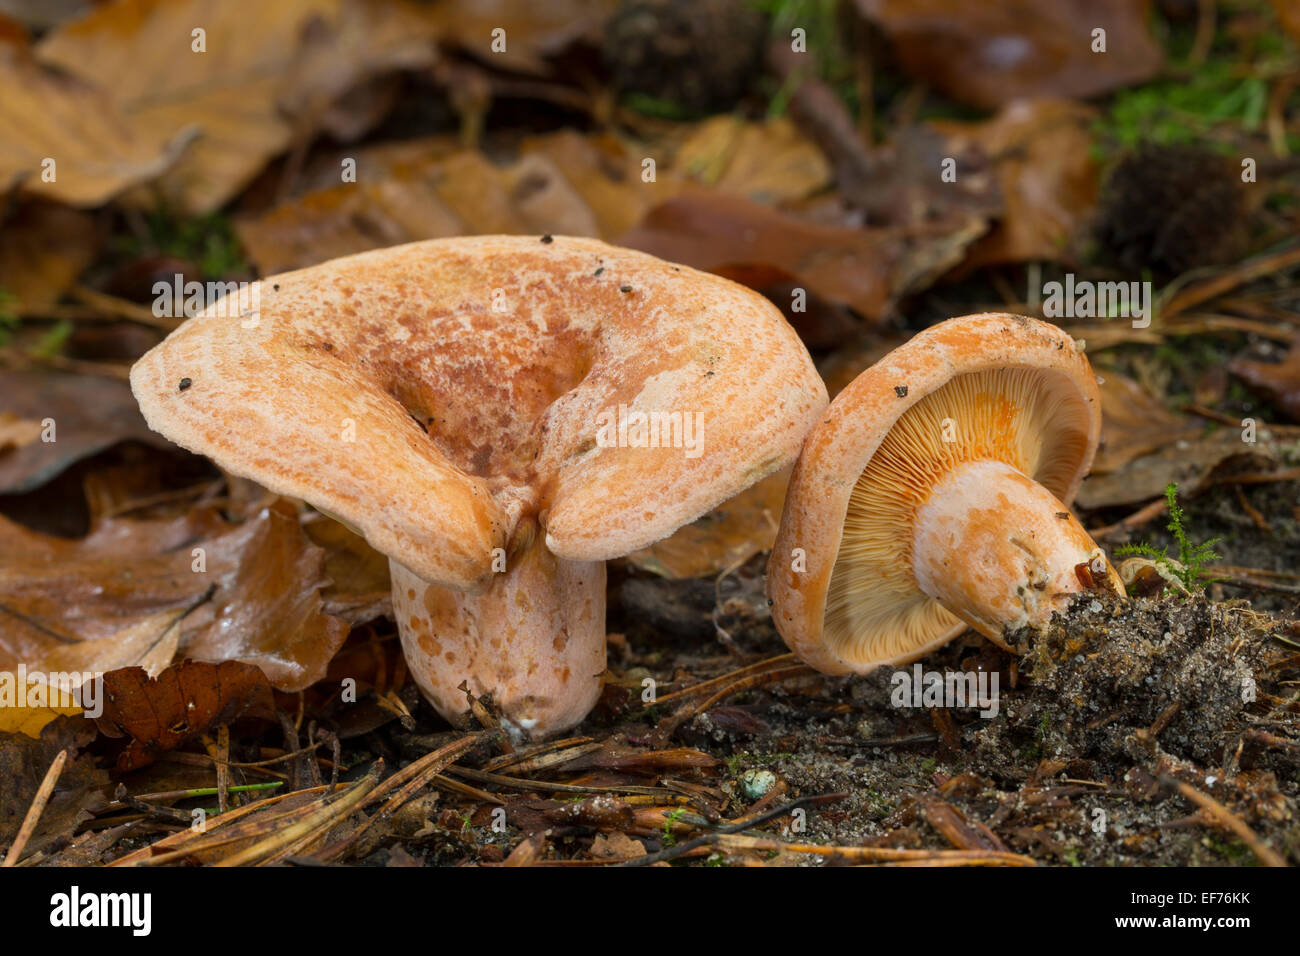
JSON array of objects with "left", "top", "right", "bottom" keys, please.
[
  {"left": 132, "top": 236, "right": 827, "bottom": 738},
  {"left": 766, "top": 312, "right": 1122, "bottom": 675}
]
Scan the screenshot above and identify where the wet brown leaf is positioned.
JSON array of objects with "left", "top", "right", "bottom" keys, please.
[
  {"left": 620, "top": 190, "right": 901, "bottom": 320},
  {"left": 95, "top": 660, "right": 277, "bottom": 771},
  {"left": 0, "top": 499, "right": 350, "bottom": 695},
  {"left": 0, "top": 608, "right": 183, "bottom": 737},
  {"left": 854, "top": 0, "right": 1163, "bottom": 110},
  {"left": 183, "top": 501, "right": 351, "bottom": 689}
]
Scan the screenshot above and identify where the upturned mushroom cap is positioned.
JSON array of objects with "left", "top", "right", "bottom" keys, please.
[
  {"left": 131, "top": 236, "right": 828, "bottom": 587},
  {"left": 767, "top": 313, "right": 1105, "bottom": 675}
]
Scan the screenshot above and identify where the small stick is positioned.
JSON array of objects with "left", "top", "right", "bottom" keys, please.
[
  {"left": 1233, "top": 485, "right": 1271, "bottom": 534},
  {"left": 615, "top": 793, "right": 848, "bottom": 867},
  {"left": 1089, "top": 496, "right": 1168, "bottom": 539},
  {"left": 1161, "top": 775, "right": 1288, "bottom": 867},
  {"left": 649, "top": 654, "right": 799, "bottom": 706},
  {"left": 2, "top": 749, "right": 67, "bottom": 867},
  {"left": 678, "top": 665, "right": 812, "bottom": 718},
  {"left": 1183, "top": 404, "right": 1248, "bottom": 427}
]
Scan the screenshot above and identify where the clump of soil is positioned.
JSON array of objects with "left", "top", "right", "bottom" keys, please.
[{"left": 996, "top": 592, "right": 1274, "bottom": 766}]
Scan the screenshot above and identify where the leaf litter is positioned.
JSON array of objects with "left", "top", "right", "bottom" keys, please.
[{"left": 0, "top": 0, "right": 1298, "bottom": 868}]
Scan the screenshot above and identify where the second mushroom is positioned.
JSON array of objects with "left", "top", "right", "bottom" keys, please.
[
  {"left": 131, "top": 236, "right": 827, "bottom": 738},
  {"left": 767, "top": 312, "right": 1123, "bottom": 675}
]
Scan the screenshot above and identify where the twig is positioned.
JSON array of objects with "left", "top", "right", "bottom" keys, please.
[
  {"left": 1161, "top": 775, "right": 1288, "bottom": 867},
  {"left": 2, "top": 749, "right": 67, "bottom": 866},
  {"left": 214, "top": 767, "right": 381, "bottom": 867},
  {"left": 650, "top": 653, "right": 799, "bottom": 706},
  {"left": 1089, "top": 496, "right": 1169, "bottom": 540},
  {"left": 615, "top": 793, "right": 849, "bottom": 866}
]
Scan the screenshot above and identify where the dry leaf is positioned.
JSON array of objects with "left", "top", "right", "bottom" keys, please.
[
  {"left": 1273, "top": 0, "right": 1300, "bottom": 45},
  {"left": 589, "top": 831, "right": 646, "bottom": 860},
  {"left": 302, "top": 514, "right": 393, "bottom": 623},
  {"left": 1076, "top": 429, "right": 1275, "bottom": 509},
  {"left": 936, "top": 99, "right": 1100, "bottom": 266},
  {"left": 0, "top": 38, "right": 187, "bottom": 207},
  {"left": 36, "top": 0, "right": 438, "bottom": 214},
  {"left": 522, "top": 130, "right": 678, "bottom": 237},
  {"left": 0, "top": 716, "right": 107, "bottom": 850},
  {"left": 427, "top": 0, "right": 615, "bottom": 75},
  {"left": 235, "top": 145, "right": 604, "bottom": 274},
  {"left": 673, "top": 116, "right": 832, "bottom": 203},
  {"left": 0, "top": 201, "right": 101, "bottom": 309},
  {"left": 1091, "top": 373, "right": 1203, "bottom": 474}
]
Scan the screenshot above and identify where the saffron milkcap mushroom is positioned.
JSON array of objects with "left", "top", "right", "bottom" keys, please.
[
  {"left": 766, "top": 312, "right": 1122, "bottom": 675},
  {"left": 131, "top": 235, "right": 827, "bottom": 738}
]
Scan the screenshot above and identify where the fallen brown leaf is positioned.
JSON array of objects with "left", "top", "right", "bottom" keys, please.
[
  {"left": 95, "top": 660, "right": 277, "bottom": 771},
  {"left": 1091, "top": 373, "right": 1204, "bottom": 474},
  {"left": 35, "top": 0, "right": 438, "bottom": 214},
  {"left": 0, "top": 370, "right": 174, "bottom": 495},
  {"left": 1077, "top": 429, "right": 1275, "bottom": 510},
  {"left": 427, "top": 0, "right": 614, "bottom": 76},
  {"left": 854, "top": 0, "right": 1163, "bottom": 110},
  {"left": 0, "top": 36, "right": 187, "bottom": 207},
  {"left": 0, "top": 716, "right": 107, "bottom": 854},
  {"left": 0, "top": 202, "right": 102, "bottom": 310},
  {"left": 0, "top": 498, "right": 350, "bottom": 696},
  {"left": 625, "top": 467, "right": 789, "bottom": 579},
  {"left": 937, "top": 99, "right": 1100, "bottom": 267},
  {"left": 1231, "top": 334, "right": 1300, "bottom": 423},
  {"left": 620, "top": 190, "right": 901, "bottom": 320}
]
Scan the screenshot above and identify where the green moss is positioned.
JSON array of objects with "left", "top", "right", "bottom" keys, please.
[
  {"left": 1116, "top": 483, "right": 1222, "bottom": 594},
  {"left": 753, "top": 0, "right": 858, "bottom": 118},
  {"left": 30, "top": 320, "right": 73, "bottom": 359},
  {"left": 111, "top": 207, "right": 249, "bottom": 279},
  {"left": 1095, "top": 60, "right": 1268, "bottom": 155}
]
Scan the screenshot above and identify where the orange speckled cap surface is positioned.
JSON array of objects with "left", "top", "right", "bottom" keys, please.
[{"left": 131, "top": 236, "right": 828, "bottom": 585}]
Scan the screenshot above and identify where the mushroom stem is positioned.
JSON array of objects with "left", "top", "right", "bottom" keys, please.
[
  {"left": 390, "top": 538, "right": 606, "bottom": 740},
  {"left": 911, "top": 459, "right": 1121, "bottom": 645}
]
